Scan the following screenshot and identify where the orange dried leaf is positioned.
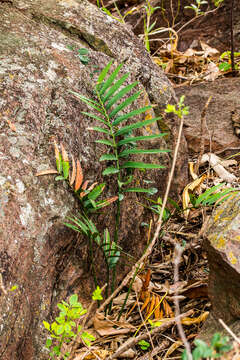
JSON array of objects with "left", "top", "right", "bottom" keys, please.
[
  {"left": 81, "top": 180, "right": 89, "bottom": 191},
  {"left": 140, "top": 292, "right": 150, "bottom": 312},
  {"left": 69, "top": 154, "right": 76, "bottom": 186},
  {"left": 142, "top": 269, "right": 151, "bottom": 291},
  {"left": 146, "top": 294, "right": 155, "bottom": 318},
  {"left": 181, "top": 311, "right": 209, "bottom": 326},
  {"left": 100, "top": 196, "right": 118, "bottom": 206},
  {"left": 163, "top": 299, "right": 174, "bottom": 318},
  {"left": 86, "top": 182, "right": 98, "bottom": 193},
  {"left": 54, "top": 140, "right": 60, "bottom": 161},
  {"left": 75, "top": 159, "right": 83, "bottom": 191},
  {"left": 60, "top": 143, "right": 68, "bottom": 162},
  {"left": 154, "top": 295, "right": 161, "bottom": 319},
  {"left": 36, "top": 169, "right": 59, "bottom": 176}
]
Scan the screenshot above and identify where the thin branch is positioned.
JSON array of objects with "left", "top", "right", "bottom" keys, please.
[
  {"left": 219, "top": 318, "right": 240, "bottom": 345},
  {"left": 173, "top": 242, "right": 192, "bottom": 360}
]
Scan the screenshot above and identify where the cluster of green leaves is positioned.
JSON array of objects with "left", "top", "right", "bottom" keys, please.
[
  {"left": 65, "top": 215, "right": 120, "bottom": 270},
  {"left": 67, "top": 45, "right": 90, "bottom": 65},
  {"left": 190, "top": 183, "right": 237, "bottom": 208},
  {"left": 165, "top": 95, "right": 189, "bottom": 119},
  {"left": 219, "top": 51, "right": 240, "bottom": 72},
  {"left": 138, "top": 339, "right": 151, "bottom": 351},
  {"left": 43, "top": 294, "right": 95, "bottom": 360},
  {"left": 70, "top": 60, "right": 169, "bottom": 200},
  {"left": 182, "top": 333, "right": 232, "bottom": 360},
  {"left": 185, "top": 0, "right": 208, "bottom": 16}
]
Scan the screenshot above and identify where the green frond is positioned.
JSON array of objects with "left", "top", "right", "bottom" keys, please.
[
  {"left": 119, "top": 148, "right": 170, "bottom": 157},
  {"left": 102, "top": 73, "right": 129, "bottom": 103},
  {"left": 95, "top": 139, "right": 114, "bottom": 147},
  {"left": 105, "top": 82, "right": 138, "bottom": 110},
  {"left": 115, "top": 117, "right": 161, "bottom": 136},
  {"left": 117, "top": 134, "right": 167, "bottom": 146},
  {"left": 70, "top": 91, "right": 104, "bottom": 113},
  {"left": 62, "top": 160, "right": 70, "bottom": 179},
  {"left": 109, "top": 90, "right": 142, "bottom": 119},
  {"left": 99, "top": 154, "right": 117, "bottom": 161},
  {"left": 99, "top": 63, "right": 123, "bottom": 96},
  {"left": 88, "top": 126, "right": 110, "bottom": 134},
  {"left": 81, "top": 112, "right": 109, "bottom": 127},
  {"left": 102, "top": 167, "right": 119, "bottom": 175},
  {"left": 112, "top": 106, "right": 152, "bottom": 126},
  {"left": 97, "top": 60, "right": 113, "bottom": 85},
  {"left": 121, "top": 161, "right": 165, "bottom": 169}
]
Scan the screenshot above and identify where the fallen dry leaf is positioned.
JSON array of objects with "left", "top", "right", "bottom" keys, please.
[
  {"left": 36, "top": 169, "right": 58, "bottom": 176},
  {"left": 93, "top": 313, "right": 135, "bottom": 336}
]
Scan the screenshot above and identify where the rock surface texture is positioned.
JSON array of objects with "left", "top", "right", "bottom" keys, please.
[
  {"left": 205, "top": 193, "right": 240, "bottom": 325},
  {"left": 175, "top": 78, "right": 240, "bottom": 154},
  {"left": 0, "top": 0, "right": 187, "bottom": 359}
]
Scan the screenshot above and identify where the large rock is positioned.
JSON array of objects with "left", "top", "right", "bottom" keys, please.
[
  {"left": 205, "top": 192, "right": 240, "bottom": 327},
  {"left": 175, "top": 78, "right": 240, "bottom": 154},
  {"left": 0, "top": 0, "right": 188, "bottom": 359}
]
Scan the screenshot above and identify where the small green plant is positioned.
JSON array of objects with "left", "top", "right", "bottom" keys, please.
[
  {"left": 67, "top": 45, "right": 90, "bottom": 65},
  {"left": 165, "top": 95, "right": 189, "bottom": 119},
  {"left": 182, "top": 333, "right": 232, "bottom": 360},
  {"left": 189, "top": 183, "right": 237, "bottom": 208},
  {"left": 70, "top": 60, "right": 169, "bottom": 295},
  {"left": 138, "top": 339, "right": 151, "bottom": 351},
  {"left": 185, "top": 0, "right": 208, "bottom": 16},
  {"left": 43, "top": 294, "right": 95, "bottom": 360}
]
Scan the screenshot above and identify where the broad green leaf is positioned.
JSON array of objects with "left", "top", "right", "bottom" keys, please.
[
  {"left": 103, "top": 73, "right": 129, "bottom": 103},
  {"left": 112, "top": 106, "right": 152, "bottom": 126},
  {"left": 119, "top": 148, "right": 170, "bottom": 157},
  {"left": 70, "top": 91, "right": 103, "bottom": 113},
  {"left": 97, "top": 60, "right": 113, "bottom": 85},
  {"left": 109, "top": 91, "right": 142, "bottom": 119},
  {"left": 118, "top": 133, "right": 166, "bottom": 146},
  {"left": 123, "top": 187, "right": 158, "bottom": 194},
  {"left": 99, "top": 63, "right": 123, "bottom": 95},
  {"left": 43, "top": 321, "right": 50, "bottom": 331},
  {"left": 69, "top": 294, "right": 78, "bottom": 305},
  {"left": 99, "top": 154, "right": 117, "bottom": 161},
  {"left": 57, "top": 303, "right": 67, "bottom": 314},
  {"left": 87, "top": 183, "right": 105, "bottom": 200},
  {"left": 56, "top": 324, "right": 65, "bottom": 335},
  {"left": 88, "top": 126, "right": 110, "bottom": 134},
  {"left": 81, "top": 111, "right": 109, "bottom": 126},
  {"left": 102, "top": 167, "right": 119, "bottom": 175},
  {"left": 121, "top": 161, "right": 165, "bottom": 169},
  {"left": 62, "top": 160, "right": 69, "bottom": 179},
  {"left": 105, "top": 82, "right": 138, "bottom": 110},
  {"left": 95, "top": 139, "right": 114, "bottom": 147},
  {"left": 115, "top": 117, "right": 161, "bottom": 136},
  {"left": 45, "top": 338, "right": 52, "bottom": 348}
]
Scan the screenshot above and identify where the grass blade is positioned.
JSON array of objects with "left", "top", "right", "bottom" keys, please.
[{"left": 123, "top": 187, "right": 158, "bottom": 194}]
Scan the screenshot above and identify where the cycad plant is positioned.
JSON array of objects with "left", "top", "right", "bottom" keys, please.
[{"left": 70, "top": 61, "right": 169, "bottom": 294}]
